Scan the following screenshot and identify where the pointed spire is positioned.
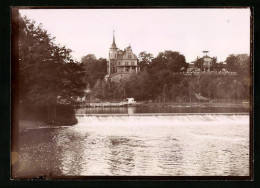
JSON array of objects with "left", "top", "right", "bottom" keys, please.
[
  {"left": 111, "top": 30, "right": 117, "bottom": 49},
  {"left": 113, "top": 30, "right": 115, "bottom": 44}
]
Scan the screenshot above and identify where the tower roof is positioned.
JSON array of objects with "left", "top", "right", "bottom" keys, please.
[{"left": 110, "top": 31, "right": 117, "bottom": 49}]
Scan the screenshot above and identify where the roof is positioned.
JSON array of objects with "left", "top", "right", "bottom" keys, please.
[
  {"left": 188, "top": 63, "right": 194, "bottom": 68},
  {"left": 110, "top": 31, "right": 117, "bottom": 49},
  {"left": 115, "top": 50, "right": 138, "bottom": 60}
]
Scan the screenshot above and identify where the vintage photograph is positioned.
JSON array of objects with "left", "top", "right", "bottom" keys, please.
[{"left": 11, "top": 8, "right": 251, "bottom": 178}]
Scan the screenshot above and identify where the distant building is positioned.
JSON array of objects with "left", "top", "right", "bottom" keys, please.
[
  {"left": 194, "top": 51, "right": 216, "bottom": 72},
  {"left": 105, "top": 31, "right": 140, "bottom": 82},
  {"left": 187, "top": 63, "right": 200, "bottom": 72},
  {"left": 201, "top": 55, "right": 214, "bottom": 71},
  {"left": 186, "top": 63, "right": 193, "bottom": 72}
]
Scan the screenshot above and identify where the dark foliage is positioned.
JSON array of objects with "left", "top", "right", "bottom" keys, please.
[{"left": 18, "top": 15, "right": 85, "bottom": 123}]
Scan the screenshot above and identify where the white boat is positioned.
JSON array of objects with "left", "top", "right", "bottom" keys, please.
[{"left": 122, "top": 98, "right": 137, "bottom": 106}]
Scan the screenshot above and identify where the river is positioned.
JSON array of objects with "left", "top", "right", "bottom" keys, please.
[{"left": 16, "top": 106, "right": 250, "bottom": 177}]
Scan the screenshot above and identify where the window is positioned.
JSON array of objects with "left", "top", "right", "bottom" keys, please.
[
  {"left": 118, "top": 61, "right": 120, "bottom": 65},
  {"left": 126, "top": 61, "right": 128, "bottom": 65},
  {"left": 128, "top": 55, "right": 131, "bottom": 58}
]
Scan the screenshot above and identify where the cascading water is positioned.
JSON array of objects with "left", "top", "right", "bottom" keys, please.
[
  {"left": 75, "top": 114, "right": 249, "bottom": 127},
  {"left": 18, "top": 113, "right": 250, "bottom": 177}
]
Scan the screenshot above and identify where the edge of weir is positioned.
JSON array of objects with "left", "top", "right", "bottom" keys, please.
[{"left": 75, "top": 113, "right": 250, "bottom": 117}]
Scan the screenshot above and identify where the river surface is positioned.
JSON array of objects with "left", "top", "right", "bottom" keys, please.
[{"left": 17, "top": 107, "right": 250, "bottom": 177}]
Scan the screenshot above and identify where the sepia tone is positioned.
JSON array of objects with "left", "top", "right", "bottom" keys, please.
[{"left": 11, "top": 8, "right": 252, "bottom": 179}]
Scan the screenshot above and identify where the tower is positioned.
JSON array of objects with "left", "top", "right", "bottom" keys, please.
[
  {"left": 108, "top": 31, "right": 118, "bottom": 75},
  {"left": 105, "top": 31, "right": 140, "bottom": 83},
  {"left": 202, "top": 50, "right": 209, "bottom": 56}
]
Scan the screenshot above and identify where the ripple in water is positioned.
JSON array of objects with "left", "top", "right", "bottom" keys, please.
[{"left": 17, "top": 115, "right": 249, "bottom": 177}]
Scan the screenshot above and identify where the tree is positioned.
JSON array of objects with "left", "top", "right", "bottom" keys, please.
[
  {"left": 150, "top": 56, "right": 167, "bottom": 73},
  {"left": 138, "top": 51, "right": 153, "bottom": 71},
  {"left": 226, "top": 54, "right": 250, "bottom": 76},
  {"left": 180, "top": 78, "right": 189, "bottom": 102},
  {"left": 194, "top": 57, "right": 204, "bottom": 71},
  {"left": 226, "top": 54, "right": 240, "bottom": 73},
  {"left": 81, "top": 55, "right": 107, "bottom": 87},
  {"left": 124, "top": 67, "right": 156, "bottom": 100},
  {"left": 81, "top": 54, "right": 97, "bottom": 63},
  {"left": 154, "top": 69, "right": 173, "bottom": 86},
  {"left": 171, "top": 84, "right": 177, "bottom": 102},
  {"left": 18, "top": 15, "right": 85, "bottom": 122},
  {"left": 152, "top": 51, "right": 187, "bottom": 73},
  {"left": 236, "top": 81, "right": 245, "bottom": 100},
  {"left": 188, "top": 82, "right": 195, "bottom": 102},
  {"left": 237, "top": 54, "right": 250, "bottom": 77},
  {"left": 215, "top": 62, "right": 226, "bottom": 72},
  {"left": 163, "top": 84, "right": 168, "bottom": 102},
  {"left": 101, "top": 80, "right": 109, "bottom": 99},
  {"left": 57, "top": 62, "right": 85, "bottom": 106},
  {"left": 210, "top": 57, "right": 217, "bottom": 71},
  {"left": 92, "top": 79, "right": 103, "bottom": 99}
]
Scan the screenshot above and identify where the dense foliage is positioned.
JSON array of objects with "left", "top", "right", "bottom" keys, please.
[
  {"left": 18, "top": 15, "right": 85, "bottom": 123},
  {"left": 87, "top": 51, "right": 250, "bottom": 102},
  {"left": 81, "top": 54, "right": 107, "bottom": 87}
]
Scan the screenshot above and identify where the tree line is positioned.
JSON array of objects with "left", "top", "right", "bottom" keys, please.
[{"left": 85, "top": 51, "right": 250, "bottom": 102}]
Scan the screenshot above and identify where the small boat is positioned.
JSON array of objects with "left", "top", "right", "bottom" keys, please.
[{"left": 122, "top": 98, "right": 137, "bottom": 106}]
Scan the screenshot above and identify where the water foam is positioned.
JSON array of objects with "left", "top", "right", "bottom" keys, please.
[{"left": 75, "top": 114, "right": 249, "bottom": 127}]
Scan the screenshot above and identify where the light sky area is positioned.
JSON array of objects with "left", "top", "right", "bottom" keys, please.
[{"left": 19, "top": 8, "right": 250, "bottom": 63}]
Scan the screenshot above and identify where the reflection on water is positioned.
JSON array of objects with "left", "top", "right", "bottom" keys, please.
[
  {"left": 76, "top": 106, "right": 249, "bottom": 114},
  {"left": 17, "top": 114, "right": 249, "bottom": 177}
]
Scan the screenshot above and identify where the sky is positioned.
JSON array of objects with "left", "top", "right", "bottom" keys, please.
[{"left": 19, "top": 8, "right": 251, "bottom": 63}]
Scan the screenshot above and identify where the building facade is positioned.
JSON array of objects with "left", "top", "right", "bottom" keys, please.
[
  {"left": 192, "top": 51, "right": 216, "bottom": 72},
  {"left": 106, "top": 32, "right": 140, "bottom": 82},
  {"left": 201, "top": 55, "right": 214, "bottom": 71}
]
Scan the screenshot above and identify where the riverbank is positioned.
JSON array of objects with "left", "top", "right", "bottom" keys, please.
[
  {"left": 139, "top": 101, "right": 250, "bottom": 108},
  {"left": 82, "top": 101, "right": 250, "bottom": 108},
  {"left": 18, "top": 104, "right": 78, "bottom": 133}
]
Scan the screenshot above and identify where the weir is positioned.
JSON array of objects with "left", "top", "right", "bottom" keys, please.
[
  {"left": 75, "top": 113, "right": 249, "bottom": 117},
  {"left": 75, "top": 113, "right": 249, "bottom": 128}
]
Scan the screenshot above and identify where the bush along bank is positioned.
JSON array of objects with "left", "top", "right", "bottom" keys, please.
[{"left": 19, "top": 104, "right": 78, "bottom": 126}]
